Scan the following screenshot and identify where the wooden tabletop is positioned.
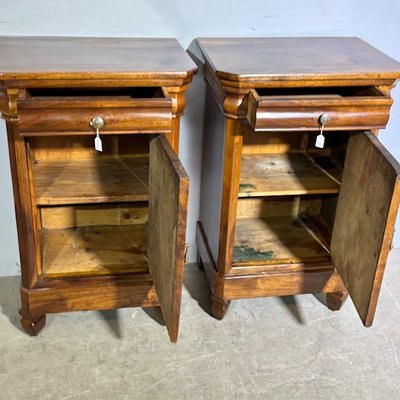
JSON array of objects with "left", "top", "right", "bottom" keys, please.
[
  {"left": 0, "top": 36, "right": 197, "bottom": 81},
  {"left": 196, "top": 37, "right": 400, "bottom": 82}
]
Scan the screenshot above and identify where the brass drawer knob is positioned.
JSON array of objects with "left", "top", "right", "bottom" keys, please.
[
  {"left": 89, "top": 116, "right": 105, "bottom": 131},
  {"left": 319, "top": 113, "right": 331, "bottom": 125},
  {"left": 89, "top": 116, "right": 105, "bottom": 152}
]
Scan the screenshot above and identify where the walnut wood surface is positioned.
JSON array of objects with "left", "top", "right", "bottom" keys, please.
[
  {"left": 19, "top": 106, "right": 172, "bottom": 135},
  {"left": 1, "top": 36, "right": 193, "bottom": 337},
  {"left": 148, "top": 136, "right": 189, "bottom": 342},
  {"left": 331, "top": 132, "right": 400, "bottom": 326},
  {"left": 233, "top": 216, "right": 331, "bottom": 266},
  {"left": 195, "top": 37, "right": 400, "bottom": 322},
  {"left": 247, "top": 87, "right": 393, "bottom": 132},
  {"left": 42, "top": 225, "right": 148, "bottom": 277},
  {"left": 197, "top": 221, "right": 345, "bottom": 302},
  {"left": 0, "top": 37, "right": 197, "bottom": 82},
  {"left": 40, "top": 203, "right": 148, "bottom": 229},
  {"left": 196, "top": 37, "right": 400, "bottom": 83},
  {"left": 239, "top": 153, "right": 340, "bottom": 197},
  {"left": 33, "top": 155, "right": 149, "bottom": 205},
  {"left": 21, "top": 275, "right": 159, "bottom": 315}
]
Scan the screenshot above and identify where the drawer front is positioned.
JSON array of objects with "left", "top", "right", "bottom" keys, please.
[
  {"left": 246, "top": 87, "right": 393, "bottom": 132},
  {"left": 18, "top": 93, "right": 172, "bottom": 136}
]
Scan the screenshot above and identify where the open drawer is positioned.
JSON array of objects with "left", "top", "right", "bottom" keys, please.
[
  {"left": 17, "top": 87, "right": 172, "bottom": 136},
  {"left": 246, "top": 86, "right": 393, "bottom": 132}
]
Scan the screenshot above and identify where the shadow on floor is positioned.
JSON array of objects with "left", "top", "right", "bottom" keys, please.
[
  {"left": 278, "top": 296, "right": 305, "bottom": 324},
  {"left": 0, "top": 275, "right": 23, "bottom": 332},
  {"left": 184, "top": 263, "right": 305, "bottom": 323},
  {"left": 183, "top": 264, "right": 213, "bottom": 317},
  {"left": 0, "top": 275, "right": 164, "bottom": 338}
]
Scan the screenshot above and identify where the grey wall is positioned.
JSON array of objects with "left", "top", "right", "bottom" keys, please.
[{"left": 0, "top": 0, "right": 399, "bottom": 276}]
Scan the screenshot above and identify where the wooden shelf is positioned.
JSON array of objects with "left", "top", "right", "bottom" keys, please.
[
  {"left": 233, "top": 216, "right": 331, "bottom": 266},
  {"left": 239, "top": 153, "right": 340, "bottom": 197},
  {"left": 42, "top": 224, "right": 148, "bottom": 277},
  {"left": 33, "top": 155, "right": 149, "bottom": 205}
]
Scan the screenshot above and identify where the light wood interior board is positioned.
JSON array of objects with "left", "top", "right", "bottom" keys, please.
[
  {"left": 30, "top": 135, "right": 150, "bottom": 161},
  {"left": 239, "top": 153, "right": 340, "bottom": 197},
  {"left": 41, "top": 224, "right": 148, "bottom": 277},
  {"left": 33, "top": 155, "right": 149, "bottom": 205},
  {"left": 233, "top": 216, "right": 331, "bottom": 266},
  {"left": 331, "top": 132, "right": 400, "bottom": 326},
  {"left": 40, "top": 203, "right": 148, "bottom": 229},
  {"left": 236, "top": 196, "right": 323, "bottom": 219},
  {"left": 148, "top": 135, "right": 189, "bottom": 342},
  {"left": 242, "top": 131, "right": 307, "bottom": 155}
]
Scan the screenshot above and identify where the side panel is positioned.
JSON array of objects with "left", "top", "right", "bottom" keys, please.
[
  {"left": 198, "top": 84, "right": 226, "bottom": 265},
  {"left": 331, "top": 132, "right": 400, "bottom": 326},
  {"left": 148, "top": 135, "right": 189, "bottom": 342}
]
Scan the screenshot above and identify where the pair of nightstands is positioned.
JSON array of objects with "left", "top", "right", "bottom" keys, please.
[{"left": 1, "top": 36, "right": 399, "bottom": 341}]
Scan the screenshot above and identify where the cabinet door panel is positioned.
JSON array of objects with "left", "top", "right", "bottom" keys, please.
[
  {"left": 148, "top": 135, "right": 189, "bottom": 342},
  {"left": 331, "top": 132, "right": 400, "bottom": 326}
]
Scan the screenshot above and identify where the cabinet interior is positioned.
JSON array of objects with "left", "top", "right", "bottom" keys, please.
[
  {"left": 28, "top": 134, "right": 154, "bottom": 278},
  {"left": 26, "top": 86, "right": 165, "bottom": 100},
  {"left": 234, "top": 130, "right": 350, "bottom": 266},
  {"left": 254, "top": 86, "right": 383, "bottom": 98}
]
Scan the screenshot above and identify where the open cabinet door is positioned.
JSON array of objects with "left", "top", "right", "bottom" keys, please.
[
  {"left": 331, "top": 132, "right": 400, "bottom": 326},
  {"left": 148, "top": 135, "right": 189, "bottom": 342}
]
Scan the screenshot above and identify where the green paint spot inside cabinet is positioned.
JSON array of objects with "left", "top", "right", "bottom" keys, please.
[
  {"left": 239, "top": 183, "right": 256, "bottom": 191},
  {"left": 233, "top": 245, "right": 274, "bottom": 262}
]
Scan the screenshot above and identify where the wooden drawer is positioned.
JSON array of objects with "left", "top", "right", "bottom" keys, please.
[
  {"left": 17, "top": 87, "right": 172, "bottom": 136},
  {"left": 246, "top": 86, "right": 393, "bottom": 132}
]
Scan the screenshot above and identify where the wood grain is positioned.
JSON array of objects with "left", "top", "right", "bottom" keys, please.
[
  {"left": 40, "top": 203, "right": 148, "bottom": 229},
  {"left": 1, "top": 36, "right": 193, "bottom": 338},
  {"left": 247, "top": 87, "right": 393, "bottom": 132},
  {"left": 42, "top": 225, "right": 148, "bottom": 277},
  {"left": 196, "top": 37, "right": 400, "bottom": 82},
  {"left": 148, "top": 135, "right": 189, "bottom": 342},
  {"left": 233, "top": 216, "right": 331, "bottom": 266},
  {"left": 239, "top": 153, "right": 340, "bottom": 197},
  {"left": 236, "top": 197, "right": 323, "bottom": 219},
  {"left": 6, "top": 122, "right": 39, "bottom": 288},
  {"left": 331, "top": 132, "right": 400, "bottom": 326},
  {"left": 0, "top": 37, "right": 197, "bottom": 81},
  {"left": 21, "top": 275, "right": 159, "bottom": 315},
  {"left": 33, "top": 155, "right": 149, "bottom": 205}
]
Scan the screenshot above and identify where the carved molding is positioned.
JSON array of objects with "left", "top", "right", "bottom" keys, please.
[
  {"left": 1, "top": 88, "right": 24, "bottom": 122},
  {"left": 162, "top": 85, "right": 191, "bottom": 118}
]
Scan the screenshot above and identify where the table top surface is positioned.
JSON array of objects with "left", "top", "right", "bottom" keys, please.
[
  {"left": 196, "top": 37, "right": 400, "bottom": 82},
  {"left": 0, "top": 36, "right": 197, "bottom": 81}
]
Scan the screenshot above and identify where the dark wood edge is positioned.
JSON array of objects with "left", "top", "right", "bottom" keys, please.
[
  {"left": 251, "top": 125, "right": 390, "bottom": 133},
  {"left": 363, "top": 140, "right": 400, "bottom": 326},
  {"left": 223, "top": 270, "right": 346, "bottom": 301},
  {"left": 197, "top": 221, "right": 346, "bottom": 301},
  {"left": 21, "top": 283, "right": 159, "bottom": 315},
  {"left": 196, "top": 221, "right": 217, "bottom": 291},
  {"left": 32, "top": 273, "right": 154, "bottom": 289},
  {"left": 1, "top": 78, "right": 195, "bottom": 89},
  {"left": 19, "top": 129, "right": 172, "bottom": 137},
  {"left": 18, "top": 98, "right": 173, "bottom": 109}
]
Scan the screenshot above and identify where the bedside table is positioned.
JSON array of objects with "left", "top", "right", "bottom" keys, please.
[
  {"left": 195, "top": 37, "right": 400, "bottom": 326},
  {"left": 0, "top": 36, "right": 196, "bottom": 342}
]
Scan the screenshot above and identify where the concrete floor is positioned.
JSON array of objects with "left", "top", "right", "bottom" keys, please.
[{"left": 0, "top": 249, "right": 399, "bottom": 400}]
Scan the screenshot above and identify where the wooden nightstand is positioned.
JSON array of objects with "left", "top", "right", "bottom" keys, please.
[
  {"left": 194, "top": 37, "right": 400, "bottom": 326},
  {"left": 0, "top": 36, "right": 196, "bottom": 342}
]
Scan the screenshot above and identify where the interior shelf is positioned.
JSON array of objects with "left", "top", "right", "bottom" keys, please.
[
  {"left": 233, "top": 216, "right": 331, "bottom": 266},
  {"left": 33, "top": 155, "right": 149, "bottom": 205},
  {"left": 239, "top": 153, "right": 340, "bottom": 197},
  {"left": 41, "top": 224, "right": 148, "bottom": 277}
]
